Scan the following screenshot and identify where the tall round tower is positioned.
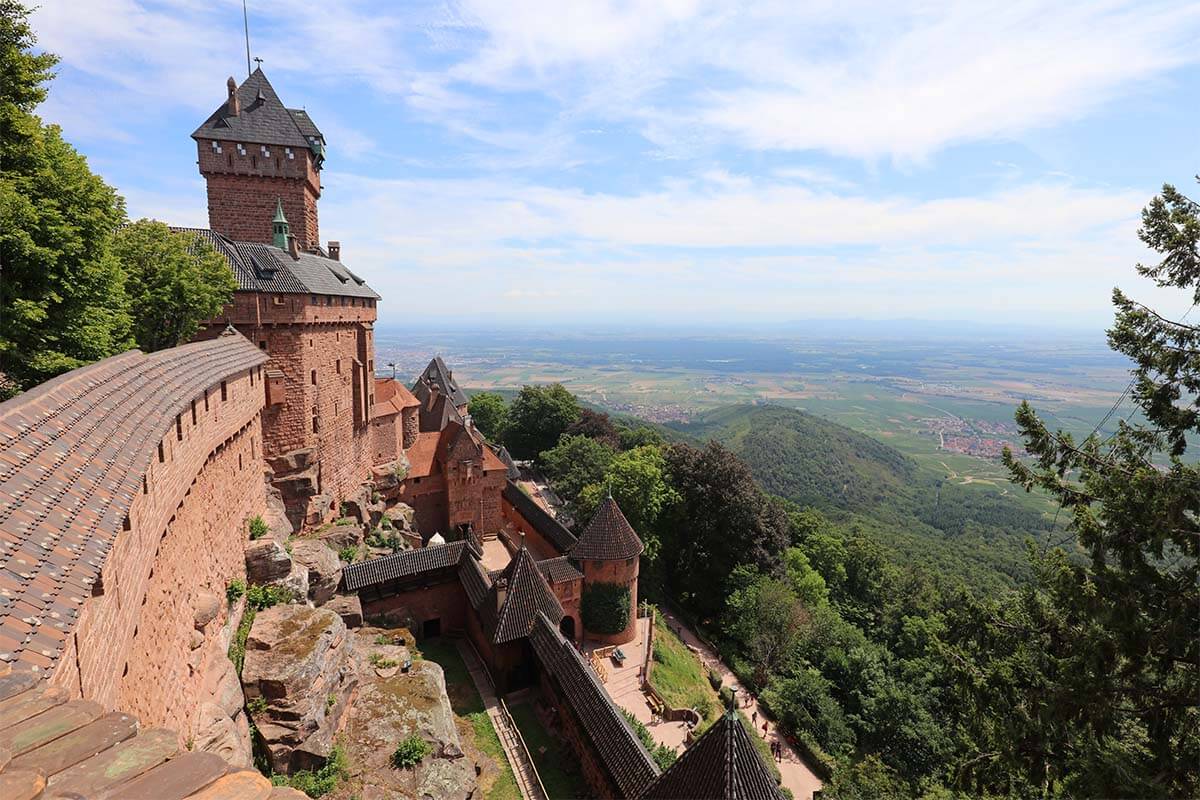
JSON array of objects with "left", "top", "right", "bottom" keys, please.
[{"left": 570, "top": 494, "right": 643, "bottom": 645}]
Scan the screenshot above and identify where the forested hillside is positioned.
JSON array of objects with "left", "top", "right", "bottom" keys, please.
[{"left": 673, "top": 405, "right": 1055, "bottom": 593}]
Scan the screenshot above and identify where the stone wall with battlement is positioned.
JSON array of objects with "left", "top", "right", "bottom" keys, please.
[{"left": 197, "top": 139, "right": 321, "bottom": 248}]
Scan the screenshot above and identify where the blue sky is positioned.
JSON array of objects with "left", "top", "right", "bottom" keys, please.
[{"left": 30, "top": 0, "right": 1200, "bottom": 329}]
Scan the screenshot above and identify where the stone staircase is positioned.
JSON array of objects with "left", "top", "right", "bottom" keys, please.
[{"left": 0, "top": 665, "right": 304, "bottom": 800}]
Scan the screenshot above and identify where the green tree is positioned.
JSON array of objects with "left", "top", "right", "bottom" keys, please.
[
  {"left": 658, "top": 441, "right": 791, "bottom": 619},
  {"left": 947, "top": 182, "right": 1200, "bottom": 798},
  {"left": 111, "top": 220, "right": 235, "bottom": 352},
  {"left": 0, "top": 1, "right": 130, "bottom": 392},
  {"left": 784, "top": 547, "right": 830, "bottom": 609},
  {"left": 724, "top": 567, "right": 809, "bottom": 685},
  {"left": 503, "top": 383, "right": 581, "bottom": 461},
  {"left": 565, "top": 407, "right": 621, "bottom": 448},
  {"left": 618, "top": 424, "right": 665, "bottom": 450},
  {"left": 468, "top": 390, "right": 508, "bottom": 442},
  {"left": 577, "top": 444, "right": 676, "bottom": 560},
  {"left": 539, "top": 433, "right": 615, "bottom": 506}
]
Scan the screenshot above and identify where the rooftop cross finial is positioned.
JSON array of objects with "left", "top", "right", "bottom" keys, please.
[{"left": 253, "top": 56, "right": 263, "bottom": 69}]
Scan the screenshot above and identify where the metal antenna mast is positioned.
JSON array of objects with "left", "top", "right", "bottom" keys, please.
[{"left": 242, "top": 0, "right": 252, "bottom": 77}]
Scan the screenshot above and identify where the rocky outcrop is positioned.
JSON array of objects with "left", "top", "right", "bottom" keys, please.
[
  {"left": 336, "top": 629, "right": 477, "bottom": 800},
  {"left": 241, "top": 605, "right": 357, "bottom": 774},
  {"left": 267, "top": 448, "right": 321, "bottom": 531},
  {"left": 290, "top": 539, "right": 341, "bottom": 606},
  {"left": 326, "top": 594, "right": 363, "bottom": 628},
  {"left": 186, "top": 597, "right": 252, "bottom": 768},
  {"left": 245, "top": 540, "right": 292, "bottom": 584},
  {"left": 265, "top": 484, "right": 295, "bottom": 542}
]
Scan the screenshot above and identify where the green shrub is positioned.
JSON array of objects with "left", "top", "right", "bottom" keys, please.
[
  {"left": 620, "top": 709, "right": 677, "bottom": 771},
  {"left": 247, "top": 583, "right": 292, "bottom": 611},
  {"left": 226, "top": 578, "right": 246, "bottom": 604},
  {"left": 271, "top": 744, "right": 348, "bottom": 797},
  {"left": 369, "top": 653, "right": 399, "bottom": 669},
  {"left": 338, "top": 546, "right": 358, "bottom": 563},
  {"left": 391, "top": 735, "right": 432, "bottom": 769},
  {"left": 582, "top": 582, "right": 631, "bottom": 635},
  {"left": 707, "top": 666, "right": 723, "bottom": 690},
  {"left": 248, "top": 515, "right": 269, "bottom": 540},
  {"left": 247, "top": 695, "right": 268, "bottom": 715},
  {"left": 228, "top": 607, "right": 256, "bottom": 675},
  {"left": 326, "top": 693, "right": 337, "bottom": 710}
]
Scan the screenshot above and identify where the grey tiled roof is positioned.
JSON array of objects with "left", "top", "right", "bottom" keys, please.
[
  {"left": 537, "top": 556, "right": 583, "bottom": 584},
  {"left": 340, "top": 541, "right": 467, "bottom": 592},
  {"left": 530, "top": 613, "right": 659, "bottom": 798},
  {"left": 192, "top": 68, "right": 322, "bottom": 150},
  {"left": 496, "top": 446, "right": 521, "bottom": 480},
  {"left": 502, "top": 481, "right": 577, "bottom": 555},
  {"left": 0, "top": 331, "right": 268, "bottom": 675},
  {"left": 412, "top": 357, "right": 469, "bottom": 409},
  {"left": 571, "top": 495, "right": 644, "bottom": 561},
  {"left": 171, "top": 228, "right": 379, "bottom": 299},
  {"left": 638, "top": 711, "right": 786, "bottom": 799}
]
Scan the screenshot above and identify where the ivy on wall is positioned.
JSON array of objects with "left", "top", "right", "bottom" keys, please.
[{"left": 582, "top": 581, "right": 631, "bottom": 634}]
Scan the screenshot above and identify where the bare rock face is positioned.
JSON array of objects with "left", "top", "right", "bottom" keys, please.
[
  {"left": 193, "top": 591, "right": 221, "bottom": 631},
  {"left": 337, "top": 631, "right": 477, "bottom": 800},
  {"left": 290, "top": 539, "right": 342, "bottom": 606},
  {"left": 193, "top": 701, "right": 253, "bottom": 768},
  {"left": 241, "top": 605, "right": 358, "bottom": 774},
  {"left": 317, "top": 521, "right": 362, "bottom": 553},
  {"left": 275, "top": 561, "right": 310, "bottom": 604},
  {"left": 245, "top": 540, "right": 292, "bottom": 584},
  {"left": 326, "top": 594, "right": 363, "bottom": 628},
  {"left": 265, "top": 485, "right": 295, "bottom": 541},
  {"left": 383, "top": 503, "right": 416, "bottom": 532}
]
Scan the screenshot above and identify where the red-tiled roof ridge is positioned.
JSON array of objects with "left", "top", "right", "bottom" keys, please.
[
  {"left": 0, "top": 335, "right": 267, "bottom": 675},
  {"left": 570, "top": 494, "right": 644, "bottom": 561},
  {"left": 372, "top": 376, "right": 419, "bottom": 418}
]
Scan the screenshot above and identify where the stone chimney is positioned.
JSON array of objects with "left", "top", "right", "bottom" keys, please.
[
  {"left": 286, "top": 233, "right": 300, "bottom": 260},
  {"left": 226, "top": 76, "right": 239, "bottom": 116},
  {"left": 328, "top": 241, "right": 340, "bottom": 261},
  {"left": 495, "top": 576, "right": 508, "bottom": 611}
]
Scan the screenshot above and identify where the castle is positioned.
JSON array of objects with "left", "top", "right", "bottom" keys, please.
[{"left": 0, "top": 70, "right": 785, "bottom": 799}]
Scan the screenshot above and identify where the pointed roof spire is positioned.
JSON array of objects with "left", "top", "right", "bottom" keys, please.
[
  {"left": 570, "top": 495, "right": 643, "bottom": 561},
  {"left": 272, "top": 198, "right": 289, "bottom": 250},
  {"left": 638, "top": 707, "right": 786, "bottom": 799},
  {"left": 490, "top": 545, "right": 563, "bottom": 644}
]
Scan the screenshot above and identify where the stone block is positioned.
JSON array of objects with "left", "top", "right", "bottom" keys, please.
[
  {"left": 245, "top": 540, "right": 292, "bottom": 584},
  {"left": 290, "top": 539, "right": 341, "bottom": 606},
  {"left": 325, "top": 595, "right": 362, "bottom": 628}
]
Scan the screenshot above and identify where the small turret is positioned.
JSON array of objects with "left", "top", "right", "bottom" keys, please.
[
  {"left": 272, "top": 199, "right": 289, "bottom": 250},
  {"left": 226, "top": 76, "right": 239, "bottom": 116}
]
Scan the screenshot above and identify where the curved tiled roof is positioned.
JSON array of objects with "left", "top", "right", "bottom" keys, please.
[
  {"left": 530, "top": 612, "right": 659, "bottom": 797},
  {"left": 638, "top": 710, "right": 786, "bottom": 799},
  {"left": 502, "top": 481, "right": 577, "bottom": 554},
  {"left": 373, "top": 377, "right": 419, "bottom": 418},
  {"left": 570, "top": 495, "right": 644, "bottom": 561},
  {"left": 340, "top": 541, "right": 467, "bottom": 592},
  {"left": 0, "top": 332, "right": 268, "bottom": 674}
]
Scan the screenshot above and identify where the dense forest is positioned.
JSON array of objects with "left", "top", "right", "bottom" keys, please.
[
  {"left": 672, "top": 404, "right": 1056, "bottom": 594},
  {"left": 473, "top": 183, "right": 1199, "bottom": 796}
]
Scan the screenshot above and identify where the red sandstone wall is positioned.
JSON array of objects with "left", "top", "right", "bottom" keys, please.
[
  {"left": 197, "top": 140, "right": 321, "bottom": 248},
  {"left": 500, "top": 496, "right": 565, "bottom": 560},
  {"left": 371, "top": 413, "right": 400, "bottom": 466},
  {"left": 582, "top": 558, "right": 640, "bottom": 646},
  {"left": 398, "top": 474, "right": 449, "bottom": 537},
  {"left": 361, "top": 580, "right": 467, "bottom": 635},
  {"left": 538, "top": 670, "right": 621, "bottom": 798},
  {"left": 197, "top": 294, "right": 377, "bottom": 515},
  {"left": 550, "top": 579, "right": 583, "bottom": 643},
  {"left": 51, "top": 366, "right": 266, "bottom": 730},
  {"left": 401, "top": 408, "right": 418, "bottom": 450}
]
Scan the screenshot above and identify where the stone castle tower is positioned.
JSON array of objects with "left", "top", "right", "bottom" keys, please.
[
  {"left": 570, "top": 495, "right": 644, "bottom": 645},
  {"left": 187, "top": 70, "right": 380, "bottom": 527},
  {"left": 192, "top": 69, "right": 324, "bottom": 250}
]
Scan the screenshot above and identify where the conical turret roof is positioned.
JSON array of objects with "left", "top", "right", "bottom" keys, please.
[
  {"left": 638, "top": 707, "right": 786, "bottom": 799},
  {"left": 489, "top": 542, "right": 564, "bottom": 644},
  {"left": 570, "top": 495, "right": 643, "bottom": 561}
]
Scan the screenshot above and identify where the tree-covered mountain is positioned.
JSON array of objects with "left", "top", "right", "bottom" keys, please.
[{"left": 672, "top": 404, "right": 1055, "bottom": 593}]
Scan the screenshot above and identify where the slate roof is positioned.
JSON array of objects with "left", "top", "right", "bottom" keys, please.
[
  {"left": 638, "top": 710, "right": 786, "bottom": 800},
  {"left": 340, "top": 541, "right": 467, "bottom": 592},
  {"left": 487, "top": 545, "right": 563, "bottom": 644},
  {"left": 171, "top": 227, "right": 380, "bottom": 299},
  {"left": 530, "top": 612, "right": 660, "bottom": 797},
  {"left": 570, "top": 495, "right": 644, "bottom": 561},
  {"left": 502, "top": 480, "right": 577, "bottom": 555},
  {"left": 191, "top": 68, "right": 323, "bottom": 151},
  {"left": 537, "top": 556, "right": 583, "bottom": 584},
  {"left": 0, "top": 332, "right": 268, "bottom": 675},
  {"left": 496, "top": 446, "right": 521, "bottom": 480},
  {"left": 416, "top": 391, "right": 463, "bottom": 434},
  {"left": 412, "top": 357, "right": 469, "bottom": 409},
  {"left": 458, "top": 554, "right": 493, "bottom": 609}
]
